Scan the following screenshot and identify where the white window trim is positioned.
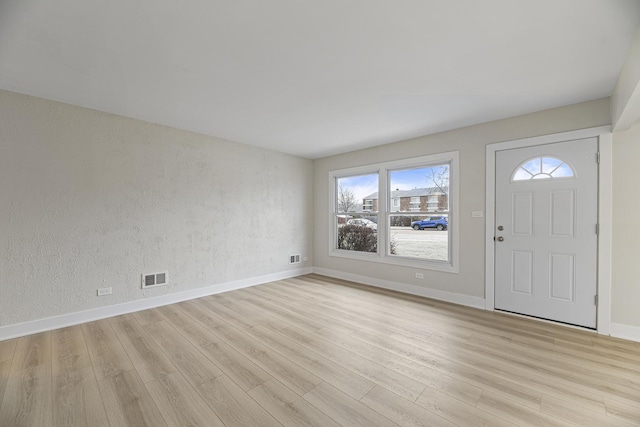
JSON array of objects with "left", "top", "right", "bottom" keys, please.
[{"left": 329, "top": 151, "right": 459, "bottom": 273}]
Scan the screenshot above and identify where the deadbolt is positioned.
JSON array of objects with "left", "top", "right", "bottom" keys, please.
[
  {"left": 497, "top": 236, "right": 504, "bottom": 242},
  {"left": 497, "top": 225, "right": 504, "bottom": 231}
]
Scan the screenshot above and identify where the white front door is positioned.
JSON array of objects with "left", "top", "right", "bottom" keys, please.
[{"left": 494, "top": 138, "right": 598, "bottom": 328}]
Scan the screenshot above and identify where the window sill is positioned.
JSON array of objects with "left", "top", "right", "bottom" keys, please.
[{"left": 329, "top": 249, "right": 459, "bottom": 273}]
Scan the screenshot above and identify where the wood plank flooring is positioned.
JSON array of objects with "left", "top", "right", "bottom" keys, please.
[{"left": 1, "top": 273, "right": 639, "bottom": 426}]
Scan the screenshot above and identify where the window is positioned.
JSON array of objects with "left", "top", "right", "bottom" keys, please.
[
  {"left": 409, "top": 196, "right": 421, "bottom": 211},
  {"left": 392, "top": 198, "right": 400, "bottom": 210},
  {"left": 512, "top": 156, "right": 574, "bottom": 181},
  {"left": 389, "top": 165, "right": 450, "bottom": 262},
  {"left": 427, "top": 195, "right": 439, "bottom": 211},
  {"left": 330, "top": 152, "right": 458, "bottom": 272},
  {"left": 334, "top": 174, "right": 378, "bottom": 254}
]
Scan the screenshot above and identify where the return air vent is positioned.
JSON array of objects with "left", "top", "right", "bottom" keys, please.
[
  {"left": 290, "top": 254, "right": 301, "bottom": 264},
  {"left": 142, "top": 271, "right": 168, "bottom": 289}
]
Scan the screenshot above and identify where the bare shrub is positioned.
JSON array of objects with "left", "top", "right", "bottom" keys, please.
[{"left": 337, "top": 224, "right": 377, "bottom": 252}]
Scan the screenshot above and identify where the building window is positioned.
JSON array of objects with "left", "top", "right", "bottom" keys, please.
[
  {"left": 329, "top": 152, "right": 458, "bottom": 272},
  {"left": 427, "top": 195, "right": 439, "bottom": 211},
  {"left": 409, "top": 196, "right": 421, "bottom": 211}
]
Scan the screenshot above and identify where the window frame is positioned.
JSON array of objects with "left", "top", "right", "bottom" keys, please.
[
  {"left": 332, "top": 170, "right": 380, "bottom": 257},
  {"left": 329, "top": 151, "right": 459, "bottom": 273}
]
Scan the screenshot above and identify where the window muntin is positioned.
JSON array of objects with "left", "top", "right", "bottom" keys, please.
[
  {"left": 329, "top": 152, "right": 458, "bottom": 273},
  {"left": 512, "top": 156, "right": 574, "bottom": 181}
]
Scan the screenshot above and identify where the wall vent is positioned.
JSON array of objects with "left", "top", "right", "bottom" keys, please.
[
  {"left": 289, "top": 254, "right": 301, "bottom": 264},
  {"left": 142, "top": 271, "right": 168, "bottom": 289}
]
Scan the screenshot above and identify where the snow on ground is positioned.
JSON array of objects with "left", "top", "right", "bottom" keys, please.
[{"left": 389, "top": 227, "right": 448, "bottom": 261}]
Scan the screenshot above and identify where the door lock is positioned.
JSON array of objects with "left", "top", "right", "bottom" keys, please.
[{"left": 497, "top": 225, "right": 504, "bottom": 231}]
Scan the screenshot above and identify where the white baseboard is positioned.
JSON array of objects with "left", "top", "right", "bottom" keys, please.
[
  {"left": 0, "top": 267, "right": 313, "bottom": 341},
  {"left": 313, "top": 267, "right": 486, "bottom": 310},
  {"left": 610, "top": 322, "right": 640, "bottom": 343}
]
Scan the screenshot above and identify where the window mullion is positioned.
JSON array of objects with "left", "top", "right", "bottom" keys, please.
[{"left": 378, "top": 168, "right": 388, "bottom": 257}]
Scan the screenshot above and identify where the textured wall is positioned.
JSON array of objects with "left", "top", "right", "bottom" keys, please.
[
  {"left": 314, "top": 99, "right": 611, "bottom": 300},
  {"left": 0, "top": 90, "right": 313, "bottom": 327}
]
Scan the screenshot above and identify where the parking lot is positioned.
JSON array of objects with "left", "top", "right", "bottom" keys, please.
[{"left": 389, "top": 226, "right": 448, "bottom": 260}]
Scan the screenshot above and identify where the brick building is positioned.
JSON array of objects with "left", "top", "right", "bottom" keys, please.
[{"left": 362, "top": 187, "right": 448, "bottom": 212}]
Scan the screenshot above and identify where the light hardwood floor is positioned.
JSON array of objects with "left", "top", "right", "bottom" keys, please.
[{"left": 1, "top": 274, "right": 639, "bottom": 426}]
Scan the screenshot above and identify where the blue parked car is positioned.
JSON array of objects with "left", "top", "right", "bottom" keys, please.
[{"left": 411, "top": 216, "right": 448, "bottom": 231}]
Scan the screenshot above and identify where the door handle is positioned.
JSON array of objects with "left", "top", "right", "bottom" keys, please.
[{"left": 496, "top": 236, "right": 504, "bottom": 242}]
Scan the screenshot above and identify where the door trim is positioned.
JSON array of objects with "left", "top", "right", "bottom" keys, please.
[{"left": 485, "top": 126, "right": 612, "bottom": 335}]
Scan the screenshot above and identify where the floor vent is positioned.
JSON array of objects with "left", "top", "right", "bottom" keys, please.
[{"left": 142, "top": 271, "right": 168, "bottom": 289}]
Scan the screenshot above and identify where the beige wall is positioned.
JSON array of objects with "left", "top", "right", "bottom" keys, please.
[
  {"left": 0, "top": 90, "right": 313, "bottom": 327},
  {"left": 612, "top": 123, "right": 640, "bottom": 328},
  {"left": 314, "top": 99, "right": 611, "bottom": 305},
  {"left": 612, "top": 26, "right": 640, "bottom": 131}
]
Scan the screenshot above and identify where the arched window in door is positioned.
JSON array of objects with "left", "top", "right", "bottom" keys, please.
[{"left": 511, "top": 156, "right": 575, "bottom": 182}]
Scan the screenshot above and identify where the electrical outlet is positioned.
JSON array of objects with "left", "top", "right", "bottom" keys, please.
[
  {"left": 303, "top": 256, "right": 309, "bottom": 262},
  {"left": 415, "top": 272, "right": 424, "bottom": 279},
  {"left": 97, "top": 287, "right": 112, "bottom": 296}
]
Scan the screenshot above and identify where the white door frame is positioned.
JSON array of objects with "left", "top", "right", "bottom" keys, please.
[{"left": 485, "top": 126, "right": 612, "bottom": 334}]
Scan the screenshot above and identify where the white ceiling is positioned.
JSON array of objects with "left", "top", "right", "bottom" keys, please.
[{"left": 1, "top": 1, "right": 639, "bottom": 159}]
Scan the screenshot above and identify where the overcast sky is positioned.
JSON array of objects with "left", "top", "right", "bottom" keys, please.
[{"left": 338, "top": 165, "right": 449, "bottom": 201}]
